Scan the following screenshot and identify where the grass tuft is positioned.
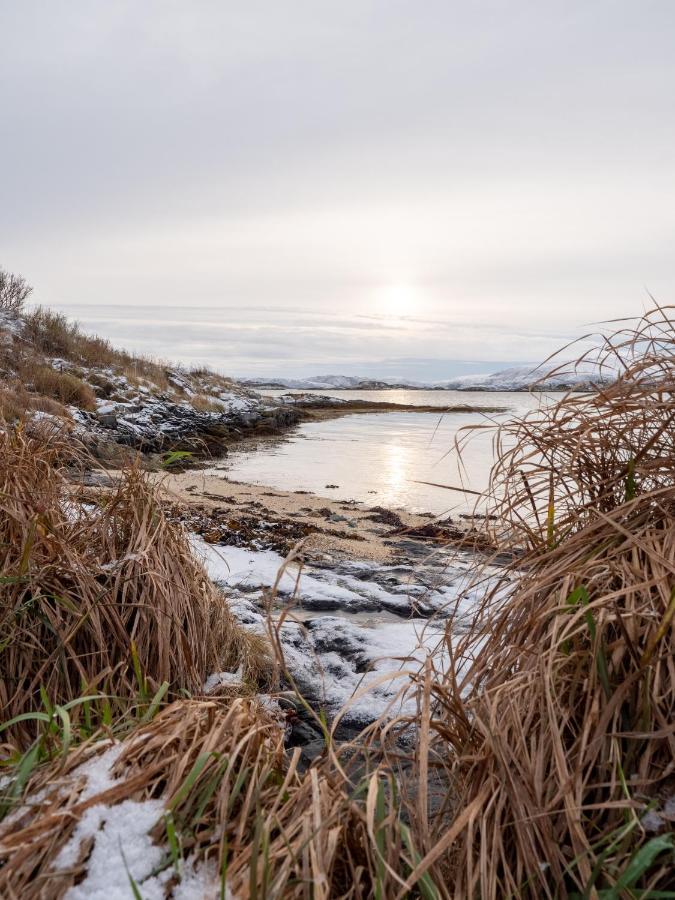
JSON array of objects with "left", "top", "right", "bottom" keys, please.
[{"left": 0, "top": 427, "right": 274, "bottom": 749}]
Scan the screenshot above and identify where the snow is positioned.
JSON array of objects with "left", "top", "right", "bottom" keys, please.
[
  {"left": 141, "top": 859, "right": 233, "bottom": 900},
  {"left": 61, "top": 798, "right": 165, "bottom": 899},
  {"left": 193, "top": 538, "right": 295, "bottom": 590},
  {"left": 203, "top": 665, "right": 243, "bottom": 692},
  {"left": 73, "top": 741, "right": 125, "bottom": 802},
  {"left": 217, "top": 391, "right": 256, "bottom": 414},
  {"left": 191, "top": 535, "right": 488, "bottom": 723},
  {"left": 437, "top": 363, "right": 614, "bottom": 391},
  {"left": 52, "top": 741, "right": 166, "bottom": 898},
  {"left": 281, "top": 615, "right": 446, "bottom": 721},
  {"left": 192, "top": 536, "right": 486, "bottom": 618},
  {"left": 0, "top": 309, "right": 24, "bottom": 336},
  {"left": 45, "top": 739, "right": 235, "bottom": 899},
  {"left": 27, "top": 410, "right": 63, "bottom": 425},
  {"left": 240, "top": 364, "right": 614, "bottom": 392},
  {"left": 242, "top": 374, "right": 430, "bottom": 390}
]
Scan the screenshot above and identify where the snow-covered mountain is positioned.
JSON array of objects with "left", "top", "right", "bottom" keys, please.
[
  {"left": 241, "top": 374, "right": 430, "bottom": 390},
  {"left": 240, "top": 365, "right": 613, "bottom": 392},
  {"left": 436, "top": 364, "right": 614, "bottom": 392}
]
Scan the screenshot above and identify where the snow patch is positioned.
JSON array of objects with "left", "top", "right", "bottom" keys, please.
[{"left": 203, "top": 665, "right": 243, "bottom": 693}]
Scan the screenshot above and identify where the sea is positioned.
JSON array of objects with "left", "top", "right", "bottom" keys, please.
[{"left": 215, "top": 389, "right": 559, "bottom": 516}]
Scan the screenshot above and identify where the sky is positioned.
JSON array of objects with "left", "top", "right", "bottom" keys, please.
[{"left": 1, "top": 1, "right": 674, "bottom": 379}]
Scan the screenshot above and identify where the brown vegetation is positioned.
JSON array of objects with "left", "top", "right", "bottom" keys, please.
[
  {"left": 0, "top": 386, "right": 68, "bottom": 422},
  {"left": 0, "top": 698, "right": 378, "bottom": 898},
  {"left": 0, "top": 428, "right": 273, "bottom": 747},
  {"left": 22, "top": 305, "right": 169, "bottom": 382},
  {"left": 0, "top": 267, "right": 32, "bottom": 313},
  {"left": 28, "top": 365, "right": 97, "bottom": 410},
  {"left": 381, "top": 306, "right": 675, "bottom": 896}
]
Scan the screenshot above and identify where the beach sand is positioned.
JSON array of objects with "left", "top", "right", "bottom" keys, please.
[{"left": 159, "top": 467, "right": 464, "bottom": 564}]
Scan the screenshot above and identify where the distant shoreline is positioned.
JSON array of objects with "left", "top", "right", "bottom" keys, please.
[
  {"left": 251, "top": 383, "right": 594, "bottom": 393},
  {"left": 291, "top": 397, "right": 507, "bottom": 418}
]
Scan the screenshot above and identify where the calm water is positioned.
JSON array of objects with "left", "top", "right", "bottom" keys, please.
[{"left": 216, "top": 390, "right": 557, "bottom": 515}]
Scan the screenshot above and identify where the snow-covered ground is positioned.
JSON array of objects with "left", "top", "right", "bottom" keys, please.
[{"left": 192, "top": 536, "right": 496, "bottom": 726}]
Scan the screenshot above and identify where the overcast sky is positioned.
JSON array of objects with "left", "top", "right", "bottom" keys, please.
[{"left": 1, "top": 1, "right": 674, "bottom": 377}]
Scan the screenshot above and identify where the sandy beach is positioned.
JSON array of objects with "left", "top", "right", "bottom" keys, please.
[{"left": 159, "top": 466, "right": 465, "bottom": 564}]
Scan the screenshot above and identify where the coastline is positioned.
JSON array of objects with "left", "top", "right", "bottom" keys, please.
[{"left": 158, "top": 467, "right": 466, "bottom": 564}]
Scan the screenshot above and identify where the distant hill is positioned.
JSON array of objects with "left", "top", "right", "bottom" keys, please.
[{"left": 241, "top": 365, "right": 614, "bottom": 392}]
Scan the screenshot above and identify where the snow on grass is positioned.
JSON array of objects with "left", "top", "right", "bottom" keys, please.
[
  {"left": 60, "top": 798, "right": 165, "bottom": 899},
  {"left": 52, "top": 742, "right": 164, "bottom": 897},
  {"left": 45, "top": 739, "right": 233, "bottom": 899},
  {"left": 145, "top": 859, "right": 232, "bottom": 899}
]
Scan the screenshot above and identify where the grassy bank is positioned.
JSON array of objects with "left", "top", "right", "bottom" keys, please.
[{"left": 0, "top": 307, "right": 673, "bottom": 897}]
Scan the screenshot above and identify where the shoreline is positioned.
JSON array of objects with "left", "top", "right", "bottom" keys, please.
[
  {"left": 158, "top": 466, "right": 496, "bottom": 565},
  {"left": 290, "top": 398, "right": 507, "bottom": 419}
]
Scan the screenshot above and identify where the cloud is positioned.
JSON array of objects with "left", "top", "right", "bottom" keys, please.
[
  {"left": 2, "top": 1, "right": 674, "bottom": 372},
  {"left": 41, "top": 301, "right": 602, "bottom": 379}
]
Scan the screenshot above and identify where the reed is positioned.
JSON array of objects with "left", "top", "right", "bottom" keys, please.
[
  {"left": 383, "top": 305, "right": 675, "bottom": 896},
  {"left": 0, "top": 427, "right": 273, "bottom": 748}
]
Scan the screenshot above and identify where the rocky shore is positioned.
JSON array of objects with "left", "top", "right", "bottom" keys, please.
[
  {"left": 73, "top": 385, "right": 504, "bottom": 460},
  {"left": 154, "top": 467, "right": 504, "bottom": 757}
]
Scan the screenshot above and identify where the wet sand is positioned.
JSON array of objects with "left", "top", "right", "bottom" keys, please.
[{"left": 160, "top": 468, "right": 472, "bottom": 564}]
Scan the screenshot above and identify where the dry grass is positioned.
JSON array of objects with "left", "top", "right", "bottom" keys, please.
[
  {"left": 1, "top": 307, "right": 674, "bottom": 896},
  {"left": 0, "top": 386, "right": 68, "bottom": 422},
  {"left": 0, "top": 698, "right": 379, "bottom": 899},
  {"left": 380, "top": 306, "right": 675, "bottom": 896},
  {"left": 27, "top": 365, "right": 97, "bottom": 410},
  {"left": 21, "top": 306, "right": 169, "bottom": 384},
  {"left": 0, "top": 427, "right": 273, "bottom": 749},
  {"left": 190, "top": 393, "right": 226, "bottom": 413},
  {"left": 0, "top": 387, "right": 30, "bottom": 422}
]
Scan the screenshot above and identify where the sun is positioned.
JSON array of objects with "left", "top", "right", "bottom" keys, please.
[{"left": 374, "top": 283, "right": 420, "bottom": 317}]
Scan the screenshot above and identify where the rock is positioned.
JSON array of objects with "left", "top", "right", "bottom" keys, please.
[
  {"left": 97, "top": 409, "right": 118, "bottom": 427},
  {"left": 78, "top": 396, "right": 302, "bottom": 458}
]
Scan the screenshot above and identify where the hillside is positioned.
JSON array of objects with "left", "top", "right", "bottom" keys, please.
[
  {"left": 241, "top": 363, "right": 614, "bottom": 392},
  {"left": 0, "top": 306, "right": 300, "bottom": 461}
]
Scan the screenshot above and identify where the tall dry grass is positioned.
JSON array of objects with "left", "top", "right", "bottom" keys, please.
[
  {"left": 21, "top": 306, "right": 169, "bottom": 383},
  {"left": 27, "top": 365, "right": 97, "bottom": 409},
  {"left": 0, "top": 427, "right": 272, "bottom": 748},
  {"left": 379, "top": 306, "right": 675, "bottom": 896}
]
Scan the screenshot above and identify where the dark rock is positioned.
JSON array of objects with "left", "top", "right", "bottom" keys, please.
[{"left": 365, "top": 506, "right": 404, "bottom": 528}]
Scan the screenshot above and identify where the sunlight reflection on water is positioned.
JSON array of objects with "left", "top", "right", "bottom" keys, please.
[{"left": 216, "top": 391, "right": 555, "bottom": 515}]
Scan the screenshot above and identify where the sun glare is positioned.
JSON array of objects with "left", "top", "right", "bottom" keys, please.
[{"left": 375, "top": 283, "right": 420, "bottom": 317}]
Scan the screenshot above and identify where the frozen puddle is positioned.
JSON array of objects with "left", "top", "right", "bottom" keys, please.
[{"left": 192, "top": 536, "right": 496, "bottom": 726}]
